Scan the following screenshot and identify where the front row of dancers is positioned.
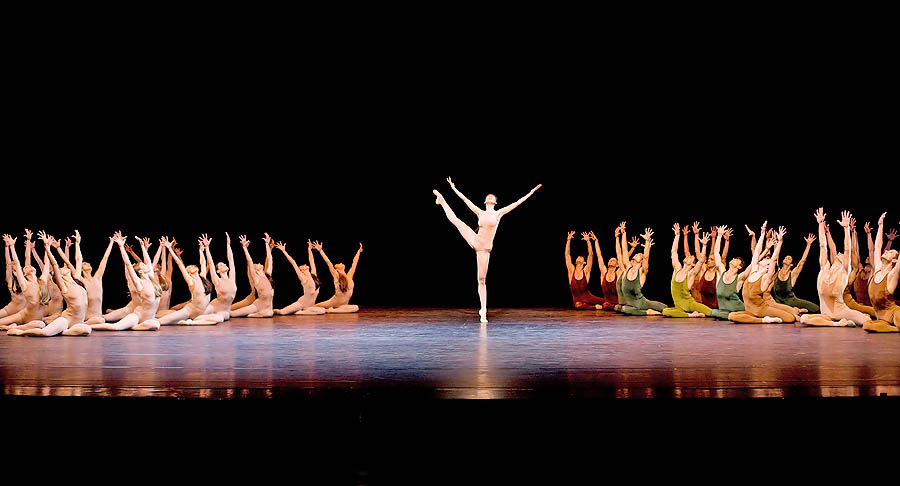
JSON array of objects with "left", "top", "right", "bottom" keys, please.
[
  {"left": 0, "top": 231, "right": 363, "bottom": 336},
  {"left": 565, "top": 210, "right": 900, "bottom": 333}
]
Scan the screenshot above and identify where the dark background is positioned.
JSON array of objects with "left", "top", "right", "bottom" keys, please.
[{"left": 3, "top": 18, "right": 896, "bottom": 312}]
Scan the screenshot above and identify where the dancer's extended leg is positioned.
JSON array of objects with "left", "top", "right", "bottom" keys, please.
[
  {"left": 325, "top": 305, "right": 358, "bottom": 314},
  {"left": 434, "top": 190, "right": 477, "bottom": 249},
  {"left": 230, "top": 304, "right": 259, "bottom": 318},
  {"left": 14, "top": 317, "right": 71, "bottom": 336},
  {"left": 158, "top": 307, "right": 191, "bottom": 325},
  {"left": 131, "top": 319, "right": 161, "bottom": 331},
  {"left": 91, "top": 313, "right": 139, "bottom": 331},
  {"left": 295, "top": 307, "right": 326, "bottom": 315},
  {"left": 275, "top": 299, "right": 304, "bottom": 315}
]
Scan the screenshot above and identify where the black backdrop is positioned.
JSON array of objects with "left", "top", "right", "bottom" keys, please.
[{"left": 4, "top": 30, "right": 896, "bottom": 312}]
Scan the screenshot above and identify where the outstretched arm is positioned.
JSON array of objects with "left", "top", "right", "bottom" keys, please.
[
  {"left": 670, "top": 224, "right": 682, "bottom": 272},
  {"left": 791, "top": 234, "right": 816, "bottom": 286},
  {"left": 23, "top": 229, "right": 33, "bottom": 269},
  {"left": 749, "top": 221, "right": 768, "bottom": 270},
  {"left": 4, "top": 240, "right": 12, "bottom": 289},
  {"left": 348, "top": 243, "right": 363, "bottom": 280},
  {"left": 199, "top": 235, "right": 219, "bottom": 288},
  {"left": 873, "top": 213, "right": 886, "bottom": 273},
  {"left": 73, "top": 230, "right": 83, "bottom": 278},
  {"left": 692, "top": 222, "right": 702, "bottom": 262},
  {"left": 766, "top": 227, "right": 787, "bottom": 284},
  {"left": 713, "top": 226, "right": 727, "bottom": 275},
  {"left": 239, "top": 235, "right": 256, "bottom": 291},
  {"left": 825, "top": 225, "right": 838, "bottom": 264},
  {"left": 164, "top": 240, "right": 193, "bottom": 288},
  {"left": 497, "top": 184, "right": 542, "bottom": 218},
  {"left": 614, "top": 225, "right": 627, "bottom": 275},
  {"left": 4, "top": 236, "right": 27, "bottom": 290},
  {"left": 313, "top": 241, "right": 338, "bottom": 279},
  {"left": 591, "top": 232, "right": 606, "bottom": 279},
  {"left": 619, "top": 223, "right": 631, "bottom": 270},
  {"left": 815, "top": 209, "right": 829, "bottom": 268},
  {"left": 114, "top": 233, "right": 142, "bottom": 292},
  {"left": 263, "top": 234, "right": 274, "bottom": 276},
  {"left": 226, "top": 233, "right": 237, "bottom": 283},
  {"left": 447, "top": 177, "right": 481, "bottom": 216},
  {"left": 837, "top": 212, "right": 853, "bottom": 285},
  {"left": 198, "top": 241, "right": 208, "bottom": 279},
  {"left": 39, "top": 234, "right": 66, "bottom": 293},
  {"left": 582, "top": 233, "right": 594, "bottom": 280},
  {"left": 275, "top": 242, "right": 303, "bottom": 280},
  {"left": 641, "top": 228, "right": 654, "bottom": 274}
]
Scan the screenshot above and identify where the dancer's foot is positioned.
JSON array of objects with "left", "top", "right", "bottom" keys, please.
[
  {"left": 479, "top": 309, "right": 488, "bottom": 323},
  {"left": 688, "top": 312, "right": 705, "bottom": 318},
  {"left": 595, "top": 304, "right": 603, "bottom": 310},
  {"left": 839, "top": 319, "right": 857, "bottom": 328},
  {"left": 433, "top": 190, "right": 444, "bottom": 205},
  {"left": 645, "top": 309, "right": 662, "bottom": 315},
  {"left": 762, "top": 316, "right": 783, "bottom": 324}
]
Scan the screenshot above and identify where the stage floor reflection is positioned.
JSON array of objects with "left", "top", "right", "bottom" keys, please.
[{"left": 2, "top": 308, "right": 898, "bottom": 399}]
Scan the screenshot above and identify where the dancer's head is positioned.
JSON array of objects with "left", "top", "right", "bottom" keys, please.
[
  {"left": 682, "top": 255, "right": 696, "bottom": 267},
  {"left": 632, "top": 253, "right": 644, "bottom": 266},
  {"left": 82, "top": 262, "right": 93, "bottom": 277},
  {"left": 335, "top": 263, "right": 346, "bottom": 274},
  {"left": 758, "top": 257, "right": 773, "bottom": 273},
  {"left": 607, "top": 257, "right": 618, "bottom": 269},
  {"left": 484, "top": 194, "right": 497, "bottom": 207},
  {"left": 729, "top": 257, "right": 745, "bottom": 271},
  {"left": 781, "top": 255, "right": 793, "bottom": 269},
  {"left": 186, "top": 264, "right": 199, "bottom": 275},
  {"left": 23, "top": 265, "right": 36, "bottom": 281},
  {"left": 882, "top": 249, "right": 899, "bottom": 266},
  {"left": 216, "top": 262, "right": 229, "bottom": 276},
  {"left": 575, "top": 256, "right": 586, "bottom": 268}
]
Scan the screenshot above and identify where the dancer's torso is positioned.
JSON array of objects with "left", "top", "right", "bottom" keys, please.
[{"left": 475, "top": 210, "right": 499, "bottom": 251}]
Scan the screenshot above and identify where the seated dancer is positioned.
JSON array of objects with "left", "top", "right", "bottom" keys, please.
[
  {"left": 165, "top": 240, "right": 205, "bottom": 314},
  {"left": 799, "top": 209, "right": 870, "bottom": 327},
  {"left": 0, "top": 234, "right": 49, "bottom": 331},
  {"left": 90, "top": 233, "right": 161, "bottom": 331},
  {"left": 313, "top": 241, "right": 363, "bottom": 313},
  {"left": 662, "top": 224, "right": 712, "bottom": 318},
  {"left": 615, "top": 223, "right": 665, "bottom": 316},
  {"left": 102, "top": 237, "right": 160, "bottom": 322},
  {"left": 592, "top": 230, "right": 620, "bottom": 310},
  {"left": 26, "top": 232, "right": 64, "bottom": 322},
  {"left": 8, "top": 232, "right": 91, "bottom": 336},
  {"left": 611, "top": 226, "right": 639, "bottom": 312},
  {"left": 863, "top": 212, "right": 900, "bottom": 333},
  {"left": 54, "top": 230, "right": 115, "bottom": 325},
  {"left": 728, "top": 222, "right": 795, "bottom": 324},
  {"left": 842, "top": 220, "right": 876, "bottom": 317},
  {"left": 229, "top": 234, "right": 275, "bottom": 318},
  {"left": 853, "top": 222, "right": 877, "bottom": 308},
  {"left": 772, "top": 232, "right": 820, "bottom": 313},
  {"left": 565, "top": 231, "right": 613, "bottom": 310},
  {"left": 0, "top": 236, "right": 27, "bottom": 319},
  {"left": 273, "top": 240, "right": 326, "bottom": 315},
  {"left": 709, "top": 226, "right": 751, "bottom": 321},
  {"left": 177, "top": 234, "right": 239, "bottom": 325},
  {"left": 156, "top": 237, "right": 212, "bottom": 325},
  {"left": 687, "top": 223, "right": 725, "bottom": 310}
]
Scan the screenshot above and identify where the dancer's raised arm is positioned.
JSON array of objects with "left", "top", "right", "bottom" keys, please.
[
  {"left": 165, "top": 239, "right": 195, "bottom": 291},
  {"left": 765, "top": 227, "right": 787, "bottom": 286},
  {"left": 671, "top": 224, "right": 683, "bottom": 273},
  {"left": 198, "top": 240, "right": 208, "bottom": 279},
  {"left": 497, "top": 184, "right": 542, "bottom": 218},
  {"left": 38, "top": 232, "right": 67, "bottom": 294},
  {"left": 692, "top": 222, "right": 702, "bottom": 261},
  {"left": 815, "top": 209, "right": 829, "bottom": 268},
  {"left": 307, "top": 240, "right": 317, "bottom": 279},
  {"left": 640, "top": 228, "right": 654, "bottom": 274},
  {"left": 791, "top": 233, "right": 816, "bottom": 287},
  {"left": 4, "top": 238, "right": 13, "bottom": 290},
  {"left": 115, "top": 233, "right": 143, "bottom": 293},
  {"left": 447, "top": 177, "right": 481, "bottom": 215},
  {"left": 614, "top": 225, "right": 627, "bottom": 274},
  {"left": 72, "top": 230, "right": 83, "bottom": 278},
  {"left": 313, "top": 241, "right": 337, "bottom": 278},
  {"left": 886, "top": 228, "right": 897, "bottom": 251},
  {"left": 749, "top": 221, "right": 768, "bottom": 269},
  {"left": 348, "top": 243, "right": 363, "bottom": 280},
  {"left": 275, "top": 241, "right": 304, "bottom": 281},
  {"left": 565, "top": 232, "right": 576, "bottom": 276},
  {"left": 263, "top": 233, "right": 274, "bottom": 276},
  {"left": 23, "top": 229, "right": 33, "bottom": 269},
  {"left": 225, "top": 233, "right": 236, "bottom": 282},
  {"left": 837, "top": 211, "right": 853, "bottom": 283},
  {"left": 199, "top": 235, "right": 219, "bottom": 288},
  {"left": 4, "top": 235, "right": 26, "bottom": 291},
  {"left": 590, "top": 232, "right": 607, "bottom": 279},
  {"left": 873, "top": 213, "right": 886, "bottom": 273},
  {"left": 713, "top": 226, "right": 727, "bottom": 275},
  {"left": 864, "top": 222, "right": 875, "bottom": 265},
  {"left": 619, "top": 223, "right": 631, "bottom": 270}
]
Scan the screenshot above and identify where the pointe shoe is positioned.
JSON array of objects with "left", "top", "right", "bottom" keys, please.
[{"left": 762, "top": 316, "right": 783, "bottom": 324}]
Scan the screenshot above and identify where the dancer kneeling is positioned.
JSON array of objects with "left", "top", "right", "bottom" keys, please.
[
  {"left": 90, "top": 233, "right": 161, "bottom": 331},
  {"left": 8, "top": 233, "right": 91, "bottom": 336},
  {"left": 312, "top": 241, "right": 362, "bottom": 314},
  {"left": 662, "top": 224, "right": 712, "bottom": 318},
  {"left": 273, "top": 240, "right": 326, "bottom": 315},
  {"left": 863, "top": 212, "right": 900, "bottom": 333},
  {"left": 728, "top": 222, "right": 795, "bottom": 324},
  {"left": 615, "top": 223, "right": 666, "bottom": 316},
  {"left": 157, "top": 237, "right": 212, "bottom": 325},
  {"left": 565, "top": 231, "right": 613, "bottom": 310},
  {"left": 799, "top": 209, "right": 870, "bottom": 327},
  {"left": 229, "top": 234, "right": 275, "bottom": 318},
  {"left": 178, "top": 234, "right": 238, "bottom": 325}
]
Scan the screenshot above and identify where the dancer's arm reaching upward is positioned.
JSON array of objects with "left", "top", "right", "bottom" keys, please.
[
  {"left": 590, "top": 232, "right": 607, "bottom": 280},
  {"left": 307, "top": 240, "right": 318, "bottom": 279},
  {"left": 671, "top": 224, "right": 683, "bottom": 273},
  {"left": 614, "top": 225, "right": 627, "bottom": 275},
  {"left": 565, "top": 232, "right": 576, "bottom": 278},
  {"left": 275, "top": 241, "right": 304, "bottom": 281},
  {"left": 815, "top": 209, "right": 829, "bottom": 269},
  {"left": 446, "top": 177, "right": 481, "bottom": 215},
  {"left": 348, "top": 243, "right": 363, "bottom": 281},
  {"left": 791, "top": 234, "right": 816, "bottom": 287},
  {"left": 263, "top": 233, "right": 274, "bottom": 277},
  {"left": 312, "top": 241, "right": 338, "bottom": 280},
  {"left": 641, "top": 228, "right": 654, "bottom": 276},
  {"left": 497, "top": 184, "right": 542, "bottom": 218}
]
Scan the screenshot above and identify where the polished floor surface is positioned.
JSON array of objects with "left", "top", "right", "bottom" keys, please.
[{"left": 2, "top": 307, "right": 898, "bottom": 400}]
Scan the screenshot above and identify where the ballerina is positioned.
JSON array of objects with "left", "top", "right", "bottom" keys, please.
[
  {"left": 0, "top": 234, "right": 49, "bottom": 331},
  {"left": 312, "top": 241, "right": 362, "bottom": 313},
  {"left": 8, "top": 232, "right": 91, "bottom": 336},
  {"left": 433, "top": 177, "right": 542, "bottom": 323},
  {"left": 52, "top": 230, "right": 116, "bottom": 325},
  {"left": 0, "top": 235, "right": 27, "bottom": 319},
  {"left": 177, "top": 234, "right": 239, "bottom": 325},
  {"left": 565, "top": 231, "right": 613, "bottom": 310},
  {"left": 709, "top": 226, "right": 754, "bottom": 321},
  {"left": 156, "top": 237, "right": 213, "bottom": 325},
  {"left": 616, "top": 223, "right": 666, "bottom": 316},
  {"left": 90, "top": 233, "right": 161, "bottom": 331},
  {"left": 863, "top": 212, "right": 900, "bottom": 333},
  {"left": 273, "top": 240, "right": 326, "bottom": 315},
  {"left": 661, "top": 224, "right": 712, "bottom": 318},
  {"left": 229, "top": 234, "right": 275, "bottom": 318}
]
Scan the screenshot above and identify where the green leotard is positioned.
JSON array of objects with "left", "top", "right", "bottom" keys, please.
[
  {"left": 620, "top": 267, "right": 667, "bottom": 316},
  {"left": 773, "top": 274, "right": 820, "bottom": 313},
  {"left": 711, "top": 272, "right": 744, "bottom": 320}
]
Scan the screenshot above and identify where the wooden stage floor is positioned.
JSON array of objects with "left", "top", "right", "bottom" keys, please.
[{"left": 2, "top": 307, "right": 898, "bottom": 400}]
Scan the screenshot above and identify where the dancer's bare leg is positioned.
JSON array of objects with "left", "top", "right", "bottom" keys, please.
[
  {"left": 275, "top": 299, "right": 304, "bottom": 315},
  {"left": 229, "top": 304, "right": 259, "bottom": 318},
  {"left": 178, "top": 311, "right": 229, "bottom": 325},
  {"left": 296, "top": 306, "right": 327, "bottom": 315},
  {"left": 325, "top": 305, "right": 358, "bottom": 314},
  {"left": 103, "top": 305, "right": 133, "bottom": 322},
  {"left": 157, "top": 307, "right": 191, "bottom": 325},
  {"left": 12, "top": 317, "right": 70, "bottom": 336},
  {"left": 62, "top": 323, "right": 92, "bottom": 336},
  {"left": 434, "top": 190, "right": 477, "bottom": 249},
  {"left": 91, "top": 313, "right": 139, "bottom": 331},
  {"left": 476, "top": 250, "right": 490, "bottom": 322},
  {"left": 799, "top": 314, "right": 856, "bottom": 327},
  {"left": 131, "top": 319, "right": 161, "bottom": 331}
]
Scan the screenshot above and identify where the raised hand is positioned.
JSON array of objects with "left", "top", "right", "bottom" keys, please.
[
  {"left": 359, "top": 243, "right": 364, "bottom": 253},
  {"left": 864, "top": 222, "right": 872, "bottom": 234},
  {"left": 776, "top": 226, "right": 787, "bottom": 240},
  {"left": 837, "top": 211, "right": 852, "bottom": 228},
  {"left": 581, "top": 232, "right": 590, "bottom": 241},
  {"left": 37, "top": 230, "right": 51, "bottom": 245},
  {"left": 699, "top": 232, "right": 711, "bottom": 245},
  {"left": 814, "top": 208, "right": 826, "bottom": 224},
  {"left": 588, "top": 231, "right": 597, "bottom": 241},
  {"left": 274, "top": 241, "right": 287, "bottom": 252},
  {"left": 692, "top": 221, "right": 701, "bottom": 234},
  {"left": 629, "top": 237, "right": 639, "bottom": 248},
  {"left": 312, "top": 241, "right": 323, "bottom": 251},
  {"left": 239, "top": 235, "right": 250, "bottom": 248},
  {"left": 887, "top": 229, "right": 898, "bottom": 241},
  {"left": 673, "top": 223, "right": 681, "bottom": 235},
  {"left": 447, "top": 177, "right": 455, "bottom": 188},
  {"left": 804, "top": 234, "right": 816, "bottom": 245},
  {"left": 642, "top": 228, "right": 654, "bottom": 241},
  {"left": 24, "top": 229, "right": 33, "bottom": 241},
  {"left": 745, "top": 224, "right": 755, "bottom": 237},
  {"left": 567, "top": 231, "right": 575, "bottom": 240},
  {"left": 199, "top": 234, "right": 212, "bottom": 248},
  {"left": 878, "top": 212, "right": 886, "bottom": 225}
]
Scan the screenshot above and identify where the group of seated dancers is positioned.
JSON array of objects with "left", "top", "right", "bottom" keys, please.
[
  {"left": 565, "top": 209, "right": 900, "bottom": 333},
  {"left": 0, "top": 230, "right": 363, "bottom": 336}
]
